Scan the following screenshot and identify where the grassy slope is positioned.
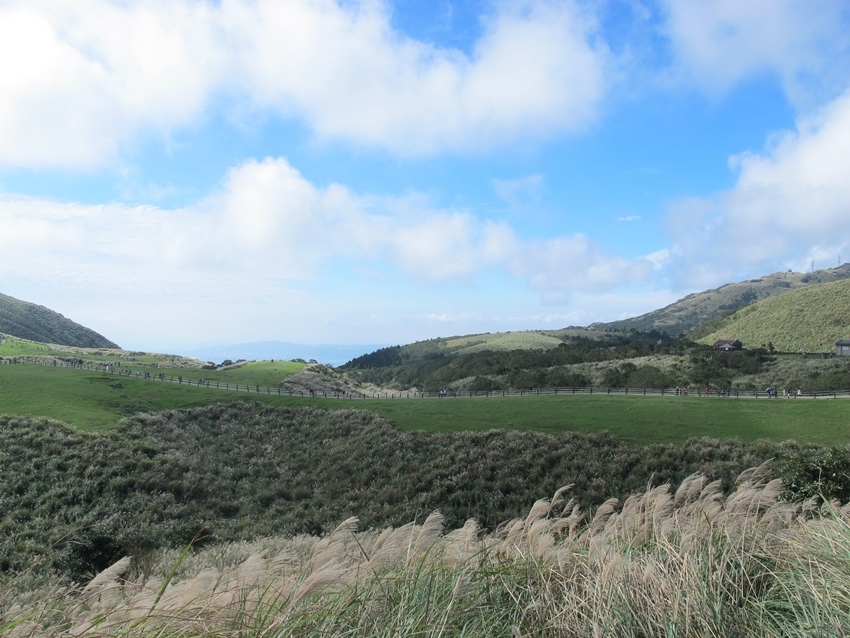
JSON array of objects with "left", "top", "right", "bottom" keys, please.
[
  {"left": 398, "top": 328, "right": 607, "bottom": 359},
  {"left": 0, "top": 292, "right": 119, "bottom": 348},
  {"left": 2, "top": 364, "right": 849, "bottom": 445},
  {"left": 592, "top": 263, "right": 850, "bottom": 336},
  {"left": 696, "top": 278, "right": 850, "bottom": 353},
  {"left": 0, "top": 336, "right": 306, "bottom": 427}
]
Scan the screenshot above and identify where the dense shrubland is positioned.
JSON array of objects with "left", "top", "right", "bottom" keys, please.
[
  {"left": 342, "top": 335, "right": 850, "bottom": 393},
  {"left": 1, "top": 402, "right": 846, "bottom": 583}
]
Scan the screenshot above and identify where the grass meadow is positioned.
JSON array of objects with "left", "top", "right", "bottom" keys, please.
[
  {"left": 1, "top": 362, "right": 848, "bottom": 444},
  {"left": 0, "top": 361, "right": 305, "bottom": 432},
  {"left": 6, "top": 468, "right": 850, "bottom": 637}
]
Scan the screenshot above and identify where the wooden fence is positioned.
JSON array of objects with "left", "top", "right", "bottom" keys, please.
[{"left": 3, "top": 355, "right": 850, "bottom": 400}]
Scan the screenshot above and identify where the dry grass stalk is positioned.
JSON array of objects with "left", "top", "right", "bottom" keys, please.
[{"left": 9, "top": 467, "right": 850, "bottom": 636}]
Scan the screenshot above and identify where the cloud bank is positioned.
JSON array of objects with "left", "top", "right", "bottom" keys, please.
[
  {"left": 0, "top": 0, "right": 607, "bottom": 168},
  {"left": 0, "top": 157, "right": 656, "bottom": 303}
]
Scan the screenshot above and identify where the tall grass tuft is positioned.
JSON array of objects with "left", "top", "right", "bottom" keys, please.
[{"left": 5, "top": 469, "right": 850, "bottom": 636}]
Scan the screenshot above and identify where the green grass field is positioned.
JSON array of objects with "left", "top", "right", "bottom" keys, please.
[
  {"left": 365, "top": 392, "right": 850, "bottom": 445},
  {"left": 1, "top": 363, "right": 848, "bottom": 445}
]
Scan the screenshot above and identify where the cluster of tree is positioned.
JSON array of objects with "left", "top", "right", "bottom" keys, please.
[{"left": 686, "top": 345, "right": 772, "bottom": 388}]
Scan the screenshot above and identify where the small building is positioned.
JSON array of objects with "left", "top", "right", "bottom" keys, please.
[
  {"left": 714, "top": 339, "right": 742, "bottom": 352},
  {"left": 835, "top": 339, "right": 850, "bottom": 356}
]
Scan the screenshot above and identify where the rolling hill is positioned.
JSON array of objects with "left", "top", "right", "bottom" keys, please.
[
  {"left": 0, "top": 292, "right": 119, "bottom": 349},
  {"left": 395, "top": 327, "right": 612, "bottom": 359},
  {"left": 693, "top": 278, "right": 850, "bottom": 353},
  {"left": 589, "top": 263, "right": 850, "bottom": 336}
]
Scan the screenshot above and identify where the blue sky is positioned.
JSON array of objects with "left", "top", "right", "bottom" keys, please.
[{"left": 1, "top": 0, "right": 849, "bottom": 354}]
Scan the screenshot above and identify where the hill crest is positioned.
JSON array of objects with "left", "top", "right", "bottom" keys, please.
[
  {"left": 0, "top": 292, "right": 119, "bottom": 349},
  {"left": 589, "top": 263, "right": 850, "bottom": 336},
  {"left": 694, "top": 278, "right": 850, "bottom": 353}
]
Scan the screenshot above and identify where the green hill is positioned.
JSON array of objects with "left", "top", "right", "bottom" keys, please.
[
  {"left": 0, "top": 292, "right": 119, "bottom": 349},
  {"left": 396, "top": 327, "right": 611, "bottom": 358},
  {"left": 590, "top": 263, "right": 850, "bottom": 336},
  {"left": 694, "top": 278, "right": 850, "bottom": 353}
]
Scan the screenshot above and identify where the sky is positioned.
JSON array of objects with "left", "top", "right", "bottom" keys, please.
[{"left": 1, "top": 0, "right": 850, "bottom": 355}]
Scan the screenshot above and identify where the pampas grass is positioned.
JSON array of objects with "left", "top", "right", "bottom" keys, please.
[{"left": 5, "top": 468, "right": 850, "bottom": 636}]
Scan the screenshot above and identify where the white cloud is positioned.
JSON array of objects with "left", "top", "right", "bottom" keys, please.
[
  {"left": 230, "top": 0, "right": 606, "bottom": 154},
  {"left": 665, "top": 88, "right": 850, "bottom": 286},
  {"left": 0, "top": 154, "right": 656, "bottom": 313},
  {"left": 0, "top": 1, "right": 222, "bottom": 169},
  {"left": 660, "top": 0, "right": 850, "bottom": 105},
  {"left": 0, "top": 0, "right": 607, "bottom": 168}
]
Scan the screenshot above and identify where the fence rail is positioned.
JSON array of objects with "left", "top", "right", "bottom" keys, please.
[{"left": 4, "top": 355, "right": 850, "bottom": 400}]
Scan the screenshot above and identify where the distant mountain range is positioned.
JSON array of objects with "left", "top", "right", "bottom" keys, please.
[
  {"left": 590, "top": 263, "right": 850, "bottom": 336},
  {"left": 0, "top": 292, "right": 119, "bottom": 349}
]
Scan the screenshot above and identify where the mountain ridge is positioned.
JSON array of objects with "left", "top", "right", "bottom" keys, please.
[
  {"left": 693, "top": 278, "right": 850, "bottom": 353},
  {"left": 589, "top": 263, "right": 850, "bottom": 336},
  {"left": 0, "top": 292, "right": 119, "bottom": 349}
]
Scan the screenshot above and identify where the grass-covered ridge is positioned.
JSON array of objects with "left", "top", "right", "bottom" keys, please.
[
  {"left": 695, "top": 278, "right": 850, "bottom": 353},
  {"left": 0, "top": 292, "right": 119, "bottom": 349},
  {"left": 7, "top": 469, "right": 850, "bottom": 637},
  {"left": 1, "top": 402, "right": 827, "bottom": 582},
  {"left": 591, "top": 262, "right": 850, "bottom": 336}
]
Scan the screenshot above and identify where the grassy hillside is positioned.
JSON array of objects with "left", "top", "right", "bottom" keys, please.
[
  {"left": 591, "top": 263, "right": 850, "bottom": 336},
  {"left": 0, "top": 292, "right": 119, "bottom": 348},
  {"left": 695, "top": 278, "right": 850, "bottom": 353},
  {"left": 342, "top": 331, "right": 674, "bottom": 391},
  {"left": 398, "top": 328, "right": 605, "bottom": 358}
]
